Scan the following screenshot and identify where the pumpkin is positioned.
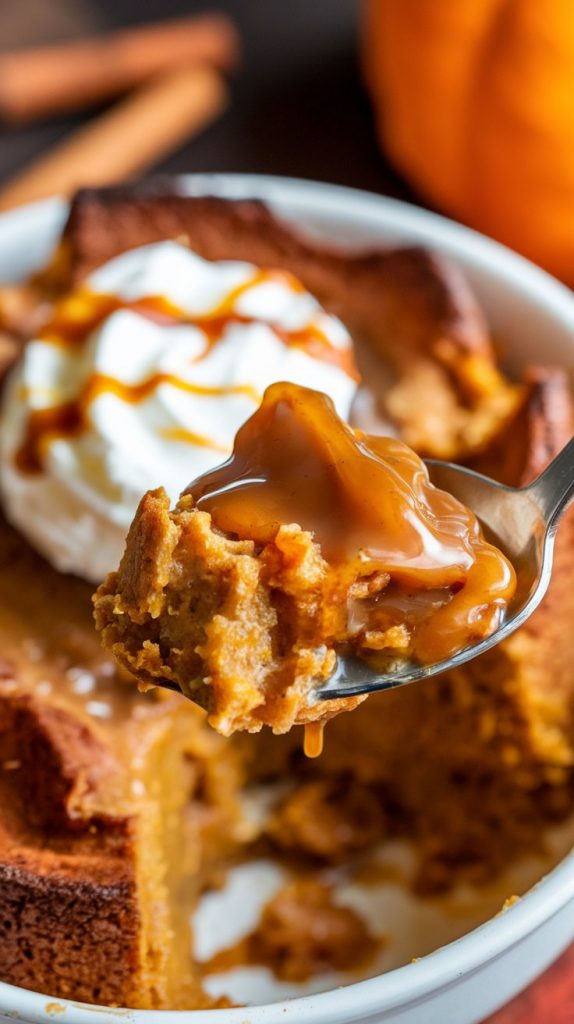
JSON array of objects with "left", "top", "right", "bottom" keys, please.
[{"left": 363, "top": 0, "right": 574, "bottom": 281}]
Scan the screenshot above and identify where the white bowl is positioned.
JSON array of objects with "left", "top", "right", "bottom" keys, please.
[{"left": 1, "top": 174, "right": 574, "bottom": 1024}]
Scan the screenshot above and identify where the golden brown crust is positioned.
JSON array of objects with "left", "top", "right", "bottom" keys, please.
[
  {"left": 59, "top": 186, "right": 320, "bottom": 286},
  {"left": 0, "top": 678, "right": 240, "bottom": 1007},
  {"left": 469, "top": 366, "right": 574, "bottom": 486},
  {"left": 0, "top": 683, "right": 122, "bottom": 827},
  {"left": 0, "top": 863, "right": 139, "bottom": 1004},
  {"left": 0, "top": 680, "right": 139, "bottom": 1004},
  {"left": 50, "top": 189, "right": 492, "bottom": 372}
]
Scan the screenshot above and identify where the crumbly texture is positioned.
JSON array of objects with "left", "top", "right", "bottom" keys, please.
[{"left": 95, "top": 493, "right": 368, "bottom": 735}]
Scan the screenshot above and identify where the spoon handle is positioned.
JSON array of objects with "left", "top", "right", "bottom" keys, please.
[{"left": 529, "top": 435, "right": 574, "bottom": 529}]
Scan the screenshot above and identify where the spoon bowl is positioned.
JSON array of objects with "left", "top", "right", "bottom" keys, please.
[{"left": 318, "top": 437, "right": 574, "bottom": 700}]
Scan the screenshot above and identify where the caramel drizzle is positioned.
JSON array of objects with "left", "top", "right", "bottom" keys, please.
[
  {"left": 18, "top": 268, "right": 357, "bottom": 475},
  {"left": 15, "top": 373, "right": 244, "bottom": 474},
  {"left": 40, "top": 269, "right": 353, "bottom": 374}
]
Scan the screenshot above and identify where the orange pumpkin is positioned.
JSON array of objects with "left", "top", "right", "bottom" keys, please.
[{"left": 363, "top": 0, "right": 574, "bottom": 281}]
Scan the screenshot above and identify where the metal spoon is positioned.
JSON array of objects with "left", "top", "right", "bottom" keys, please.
[{"left": 318, "top": 436, "right": 574, "bottom": 701}]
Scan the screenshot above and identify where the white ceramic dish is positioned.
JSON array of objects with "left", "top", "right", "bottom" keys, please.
[{"left": 1, "top": 174, "right": 574, "bottom": 1024}]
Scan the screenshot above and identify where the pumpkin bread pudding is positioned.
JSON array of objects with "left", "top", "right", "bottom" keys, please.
[
  {"left": 94, "top": 382, "right": 515, "bottom": 738},
  {"left": 0, "top": 185, "right": 571, "bottom": 1008}
]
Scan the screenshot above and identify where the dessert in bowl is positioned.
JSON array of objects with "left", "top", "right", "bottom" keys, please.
[{"left": 0, "top": 176, "right": 573, "bottom": 1024}]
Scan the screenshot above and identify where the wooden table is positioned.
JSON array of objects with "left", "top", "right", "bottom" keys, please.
[{"left": 0, "top": 2, "right": 572, "bottom": 1019}]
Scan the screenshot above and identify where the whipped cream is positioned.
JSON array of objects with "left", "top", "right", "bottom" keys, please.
[{"left": 0, "top": 241, "right": 357, "bottom": 583}]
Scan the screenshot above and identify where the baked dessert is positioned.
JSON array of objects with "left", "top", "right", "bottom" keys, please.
[
  {"left": 0, "top": 184, "right": 571, "bottom": 1007},
  {"left": 94, "top": 381, "right": 515, "bottom": 737},
  {"left": 0, "top": 511, "right": 245, "bottom": 1007}
]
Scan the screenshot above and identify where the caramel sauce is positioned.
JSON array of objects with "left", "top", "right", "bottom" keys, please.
[
  {"left": 190, "top": 383, "right": 516, "bottom": 665},
  {"left": 17, "top": 269, "right": 357, "bottom": 475},
  {"left": 38, "top": 270, "right": 355, "bottom": 371},
  {"left": 160, "top": 426, "right": 230, "bottom": 453},
  {"left": 15, "top": 373, "right": 245, "bottom": 474},
  {"left": 303, "top": 722, "right": 325, "bottom": 759}
]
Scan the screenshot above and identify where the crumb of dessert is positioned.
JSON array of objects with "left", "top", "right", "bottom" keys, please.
[
  {"left": 95, "top": 382, "right": 515, "bottom": 737},
  {"left": 267, "top": 779, "right": 386, "bottom": 863},
  {"left": 94, "top": 489, "right": 366, "bottom": 735},
  {"left": 500, "top": 895, "right": 520, "bottom": 913},
  {"left": 201, "top": 878, "right": 380, "bottom": 982}
]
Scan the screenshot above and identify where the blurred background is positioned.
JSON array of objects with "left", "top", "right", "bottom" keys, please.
[
  {"left": 0, "top": 0, "right": 409, "bottom": 205},
  {"left": 0, "top": 0, "right": 403, "bottom": 190},
  {"left": 2, "top": 0, "right": 572, "bottom": 284}
]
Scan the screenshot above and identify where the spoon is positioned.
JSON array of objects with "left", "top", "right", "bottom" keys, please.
[{"left": 318, "top": 436, "right": 574, "bottom": 701}]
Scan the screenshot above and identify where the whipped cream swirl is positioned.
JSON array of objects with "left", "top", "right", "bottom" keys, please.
[{"left": 0, "top": 241, "right": 358, "bottom": 583}]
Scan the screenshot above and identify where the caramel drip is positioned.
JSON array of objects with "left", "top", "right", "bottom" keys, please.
[
  {"left": 16, "top": 402, "right": 83, "bottom": 474},
  {"left": 303, "top": 721, "right": 325, "bottom": 759},
  {"left": 15, "top": 373, "right": 245, "bottom": 474},
  {"left": 160, "top": 426, "right": 230, "bottom": 453},
  {"left": 190, "top": 383, "right": 516, "bottom": 665},
  {"left": 18, "top": 268, "right": 357, "bottom": 474}
]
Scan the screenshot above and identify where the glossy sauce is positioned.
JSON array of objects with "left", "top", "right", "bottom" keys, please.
[
  {"left": 303, "top": 721, "right": 325, "bottom": 759},
  {"left": 16, "top": 270, "right": 358, "bottom": 475},
  {"left": 189, "top": 383, "right": 516, "bottom": 665}
]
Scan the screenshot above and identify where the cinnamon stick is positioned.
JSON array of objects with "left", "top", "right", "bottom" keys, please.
[
  {"left": 0, "top": 13, "right": 240, "bottom": 124},
  {"left": 0, "top": 66, "right": 227, "bottom": 212}
]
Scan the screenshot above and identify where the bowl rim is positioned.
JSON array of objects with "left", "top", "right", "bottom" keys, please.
[{"left": 1, "top": 172, "right": 574, "bottom": 1024}]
